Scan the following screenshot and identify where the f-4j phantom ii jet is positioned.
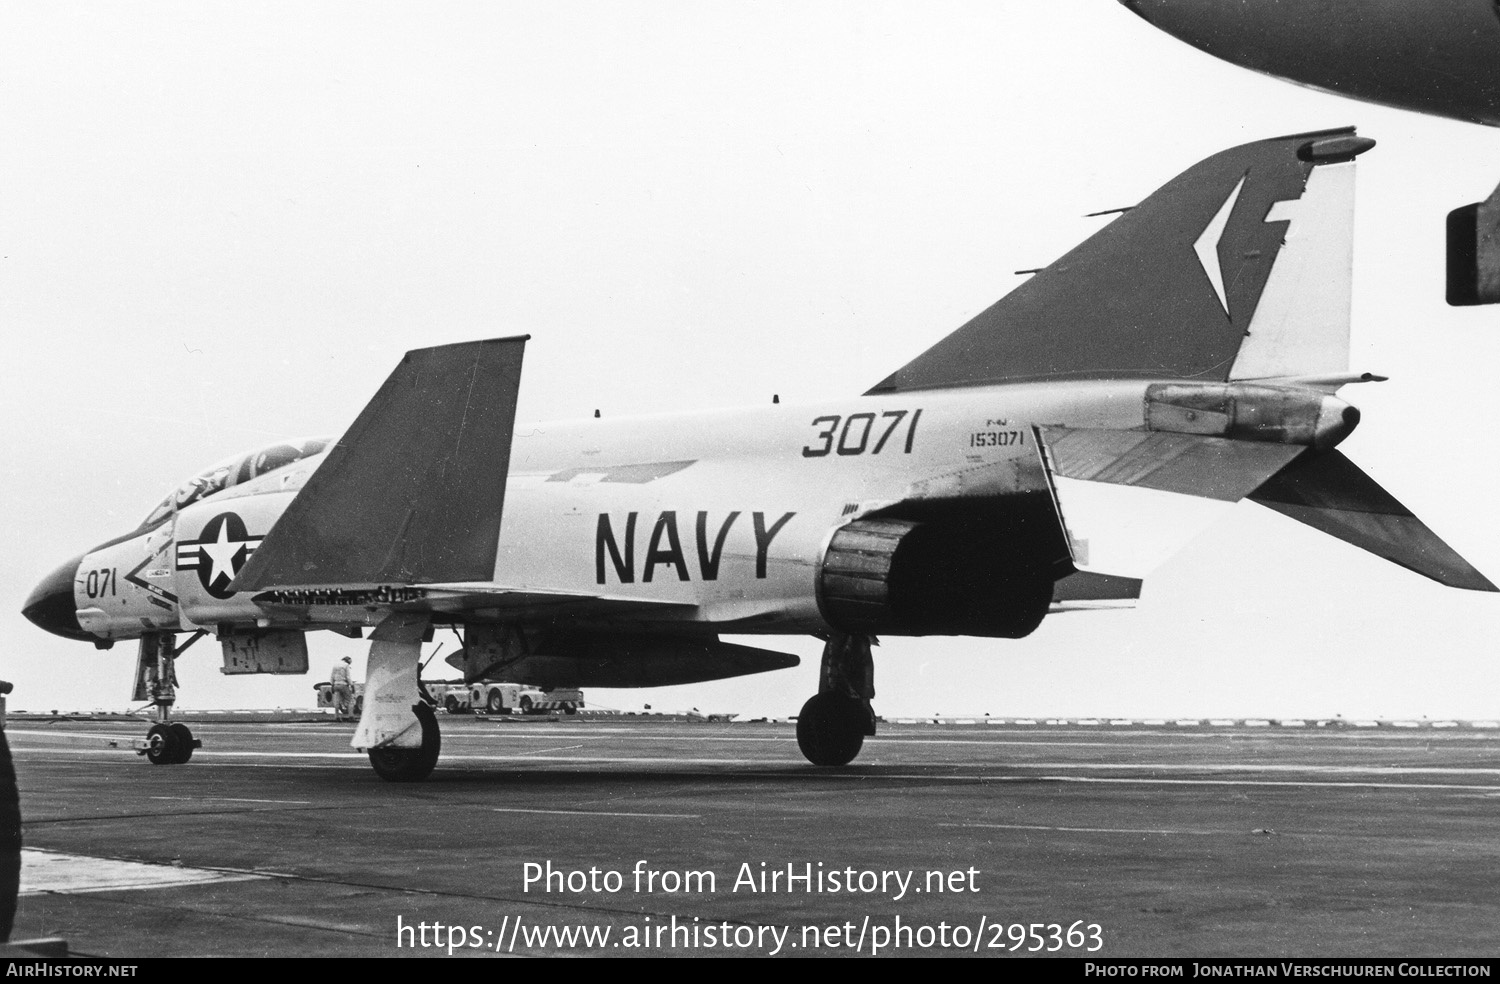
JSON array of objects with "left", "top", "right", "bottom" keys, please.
[{"left": 22, "top": 127, "right": 1496, "bottom": 782}]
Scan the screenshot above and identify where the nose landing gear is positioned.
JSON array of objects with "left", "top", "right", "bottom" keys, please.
[
  {"left": 133, "top": 632, "right": 203, "bottom": 766},
  {"left": 144, "top": 721, "right": 196, "bottom": 765}
]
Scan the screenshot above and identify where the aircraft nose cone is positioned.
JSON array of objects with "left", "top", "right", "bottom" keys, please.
[{"left": 21, "top": 555, "right": 92, "bottom": 642}]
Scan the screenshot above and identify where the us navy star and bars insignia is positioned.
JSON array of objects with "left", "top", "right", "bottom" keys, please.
[{"left": 176, "top": 512, "right": 263, "bottom": 599}]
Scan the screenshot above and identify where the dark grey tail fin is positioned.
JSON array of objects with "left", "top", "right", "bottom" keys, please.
[{"left": 868, "top": 129, "right": 1373, "bottom": 395}]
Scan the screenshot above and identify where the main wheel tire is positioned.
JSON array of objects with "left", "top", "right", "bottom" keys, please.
[
  {"left": 444, "top": 695, "right": 462, "bottom": 714},
  {"left": 520, "top": 695, "right": 535, "bottom": 714},
  {"left": 145, "top": 723, "right": 180, "bottom": 766},
  {"left": 367, "top": 703, "right": 441, "bottom": 783},
  {"left": 795, "top": 693, "right": 866, "bottom": 767},
  {"left": 168, "top": 723, "right": 194, "bottom": 764},
  {"left": 486, "top": 689, "right": 503, "bottom": 714}
]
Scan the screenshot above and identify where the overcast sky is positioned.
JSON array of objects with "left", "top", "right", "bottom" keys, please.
[{"left": 3, "top": 2, "right": 1498, "bottom": 720}]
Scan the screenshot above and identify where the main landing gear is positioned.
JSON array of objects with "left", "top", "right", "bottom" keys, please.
[
  {"left": 366, "top": 703, "right": 441, "bottom": 782},
  {"left": 796, "top": 632, "right": 877, "bottom": 767},
  {"left": 134, "top": 632, "right": 203, "bottom": 766},
  {"left": 355, "top": 614, "right": 441, "bottom": 783}
]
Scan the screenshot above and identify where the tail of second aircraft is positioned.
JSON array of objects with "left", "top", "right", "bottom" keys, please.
[{"left": 869, "top": 127, "right": 1494, "bottom": 592}]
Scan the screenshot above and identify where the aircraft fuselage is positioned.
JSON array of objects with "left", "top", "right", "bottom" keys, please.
[{"left": 65, "top": 379, "right": 1164, "bottom": 642}]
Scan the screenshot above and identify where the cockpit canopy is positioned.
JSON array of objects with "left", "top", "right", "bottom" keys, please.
[{"left": 142, "top": 438, "right": 329, "bottom": 528}]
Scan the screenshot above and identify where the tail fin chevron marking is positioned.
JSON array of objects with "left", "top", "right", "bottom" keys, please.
[{"left": 1195, "top": 174, "right": 1247, "bottom": 317}]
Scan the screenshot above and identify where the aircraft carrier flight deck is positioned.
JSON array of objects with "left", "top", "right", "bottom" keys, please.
[{"left": 6, "top": 715, "right": 1500, "bottom": 958}]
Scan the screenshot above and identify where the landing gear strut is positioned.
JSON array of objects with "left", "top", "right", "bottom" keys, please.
[
  {"left": 796, "top": 632, "right": 877, "bottom": 767},
  {"left": 355, "top": 614, "right": 441, "bottom": 782},
  {"left": 134, "top": 632, "right": 203, "bottom": 765}
]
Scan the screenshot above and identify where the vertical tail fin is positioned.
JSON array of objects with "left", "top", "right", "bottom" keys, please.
[{"left": 868, "top": 129, "right": 1374, "bottom": 395}]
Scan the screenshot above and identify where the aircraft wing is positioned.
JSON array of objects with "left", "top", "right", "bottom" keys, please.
[
  {"left": 232, "top": 337, "right": 529, "bottom": 593},
  {"left": 230, "top": 336, "right": 706, "bottom": 623}
]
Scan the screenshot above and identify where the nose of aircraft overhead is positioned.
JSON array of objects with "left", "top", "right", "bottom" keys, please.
[
  {"left": 1118, "top": 0, "right": 1500, "bottom": 130},
  {"left": 21, "top": 555, "right": 91, "bottom": 642},
  {"left": 1116, "top": 0, "right": 1164, "bottom": 19},
  {"left": 1116, "top": 0, "right": 1264, "bottom": 60},
  {"left": 1116, "top": 0, "right": 1213, "bottom": 32}
]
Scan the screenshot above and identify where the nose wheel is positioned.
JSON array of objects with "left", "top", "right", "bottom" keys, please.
[
  {"left": 133, "top": 632, "right": 204, "bottom": 766},
  {"left": 144, "top": 722, "right": 198, "bottom": 765}
]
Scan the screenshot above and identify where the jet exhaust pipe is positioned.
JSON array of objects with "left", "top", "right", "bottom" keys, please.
[{"left": 818, "top": 514, "right": 1057, "bottom": 638}]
